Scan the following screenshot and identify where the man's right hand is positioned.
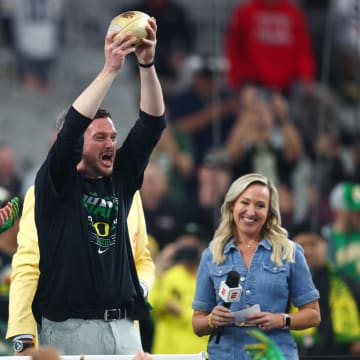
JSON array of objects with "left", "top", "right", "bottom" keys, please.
[{"left": 104, "top": 31, "right": 137, "bottom": 74}]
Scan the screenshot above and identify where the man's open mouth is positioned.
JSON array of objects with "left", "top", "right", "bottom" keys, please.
[{"left": 100, "top": 153, "right": 113, "bottom": 166}]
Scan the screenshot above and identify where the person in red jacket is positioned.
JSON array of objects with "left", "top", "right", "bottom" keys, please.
[{"left": 224, "top": 0, "right": 316, "bottom": 94}]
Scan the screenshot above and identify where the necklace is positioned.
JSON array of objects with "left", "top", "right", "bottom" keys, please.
[{"left": 238, "top": 239, "right": 255, "bottom": 248}]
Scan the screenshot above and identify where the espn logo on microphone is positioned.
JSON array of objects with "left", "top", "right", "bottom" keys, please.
[{"left": 219, "top": 280, "right": 242, "bottom": 302}]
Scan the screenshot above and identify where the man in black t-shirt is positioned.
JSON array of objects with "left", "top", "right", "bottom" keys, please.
[{"left": 32, "top": 17, "right": 165, "bottom": 355}]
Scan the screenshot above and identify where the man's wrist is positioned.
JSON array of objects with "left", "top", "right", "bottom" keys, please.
[
  {"left": 138, "top": 61, "right": 155, "bottom": 68},
  {"left": 13, "top": 338, "right": 35, "bottom": 353}
]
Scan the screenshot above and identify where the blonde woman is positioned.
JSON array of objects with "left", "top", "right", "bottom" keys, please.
[{"left": 192, "top": 173, "right": 320, "bottom": 359}]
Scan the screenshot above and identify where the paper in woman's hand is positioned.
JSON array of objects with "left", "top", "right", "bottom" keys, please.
[{"left": 230, "top": 304, "right": 261, "bottom": 326}]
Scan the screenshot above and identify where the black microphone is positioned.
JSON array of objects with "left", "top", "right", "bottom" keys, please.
[{"left": 215, "top": 270, "right": 241, "bottom": 344}]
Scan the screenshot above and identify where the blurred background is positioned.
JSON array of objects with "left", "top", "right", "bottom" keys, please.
[{"left": 1, "top": 0, "right": 360, "bottom": 358}]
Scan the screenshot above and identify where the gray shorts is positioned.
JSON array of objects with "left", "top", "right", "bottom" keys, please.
[{"left": 39, "top": 317, "right": 142, "bottom": 355}]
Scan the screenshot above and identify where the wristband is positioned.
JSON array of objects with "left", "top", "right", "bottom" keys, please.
[{"left": 138, "top": 61, "right": 154, "bottom": 68}]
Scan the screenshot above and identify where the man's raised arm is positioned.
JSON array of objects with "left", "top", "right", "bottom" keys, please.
[
  {"left": 135, "top": 17, "right": 165, "bottom": 117},
  {"left": 72, "top": 31, "right": 138, "bottom": 119}
]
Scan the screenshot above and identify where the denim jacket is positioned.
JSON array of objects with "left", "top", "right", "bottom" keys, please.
[{"left": 192, "top": 238, "right": 320, "bottom": 360}]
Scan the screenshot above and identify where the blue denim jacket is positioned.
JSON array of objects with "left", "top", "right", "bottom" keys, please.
[{"left": 192, "top": 238, "right": 320, "bottom": 360}]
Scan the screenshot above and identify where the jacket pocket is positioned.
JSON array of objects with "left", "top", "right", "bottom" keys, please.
[{"left": 261, "top": 262, "right": 288, "bottom": 295}]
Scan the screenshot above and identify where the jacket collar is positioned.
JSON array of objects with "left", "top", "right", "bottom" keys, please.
[{"left": 223, "top": 237, "right": 272, "bottom": 254}]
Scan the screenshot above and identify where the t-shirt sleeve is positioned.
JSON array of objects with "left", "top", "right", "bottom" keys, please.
[{"left": 290, "top": 243, "right": 320, "bottom": 307}]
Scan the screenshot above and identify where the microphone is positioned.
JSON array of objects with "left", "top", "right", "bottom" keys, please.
[{"left": 215, "top": 270, "right": 242, "bottom": 344}]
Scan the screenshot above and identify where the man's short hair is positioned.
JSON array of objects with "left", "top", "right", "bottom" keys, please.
[{"left": 55, "top": 108, "right": 112, "bottom": 133}]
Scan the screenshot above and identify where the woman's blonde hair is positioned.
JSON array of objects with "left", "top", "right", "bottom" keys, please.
[{"left": 209, "top": 173, "right": 294, "bottom": 265}]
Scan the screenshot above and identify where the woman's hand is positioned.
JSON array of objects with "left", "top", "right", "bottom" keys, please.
[
  {"left": 246, "top": 312, "right": 284, "bottom": 331},
  {"left": 192, "top": 307, "right": 235, "bottom": 337},
  {"left": 208, "top": 305, "right": 235, "bottom": 327}
]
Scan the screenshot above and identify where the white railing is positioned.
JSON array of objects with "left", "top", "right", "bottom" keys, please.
[{"left": 0, "top": 354, "right": 207, "bottom": 360}]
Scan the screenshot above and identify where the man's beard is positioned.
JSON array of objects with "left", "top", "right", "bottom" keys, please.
[{"left": 84, "top": 158, "right": 113, "bottom": 178}]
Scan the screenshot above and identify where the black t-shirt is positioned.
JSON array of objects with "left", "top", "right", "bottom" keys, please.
[{"left": 33, "top": 106, "right": 165, "bottom": 322}]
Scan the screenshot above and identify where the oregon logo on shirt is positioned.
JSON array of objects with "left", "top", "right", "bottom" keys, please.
[{"left": 83, "top": 193, "right": 119, "bottom": 255}]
